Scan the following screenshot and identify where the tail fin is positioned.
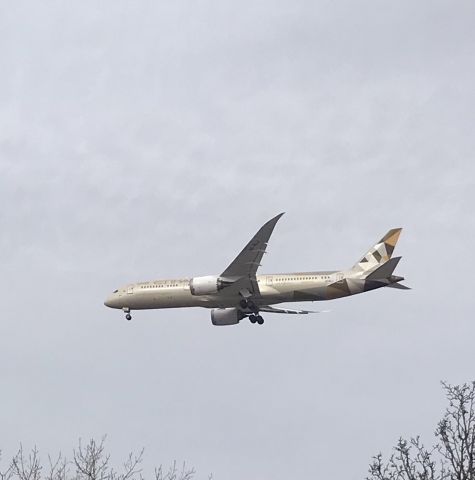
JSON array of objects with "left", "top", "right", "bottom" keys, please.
[{"left": 352, "top": 228, "right": 402, "bottom": 274}]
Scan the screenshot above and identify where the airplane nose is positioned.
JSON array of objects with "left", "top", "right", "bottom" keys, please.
[{"left": 104, "top": 295, "right": 117, "bottom": 308}]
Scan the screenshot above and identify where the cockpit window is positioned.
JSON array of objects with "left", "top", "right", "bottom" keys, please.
[{"left": 113, "top": 289, "right": 118, "bottom": 293}]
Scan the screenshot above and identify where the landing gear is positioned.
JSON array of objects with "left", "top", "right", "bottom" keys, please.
[
  {"left": 239, "top": 291, "right": 263, "bottom": 325},
  {"left": 240, "top": 298, "right": 259, "bottom": 313},
  {"left": 125, "top": 314, "right": 132, "bottom": 321},
  {"left": 249, "top": 314, "right": 264, "bottom": 325},
  {"left": 240, "top": 299, "right": 252, "bottom": 309},
  {"left": 123, "top": 307, "right": 132, "bottom": 321}
]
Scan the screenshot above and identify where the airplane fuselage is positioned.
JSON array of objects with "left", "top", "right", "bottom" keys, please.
[{"left": 104, "top": 268, "right": 388, "bottom": 311}]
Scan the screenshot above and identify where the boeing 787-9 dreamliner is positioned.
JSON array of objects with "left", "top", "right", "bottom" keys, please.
[{"left": 104, "top": 213, "right": 409, "bottom": 325}]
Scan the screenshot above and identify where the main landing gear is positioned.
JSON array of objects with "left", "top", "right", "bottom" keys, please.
[
  {"left": 240, "top": 299, "right": 250, "bottom": 309},
  {"left": 239, "top": 297, "right": 264, "bottom": 325},
  {"left": 249, "top": 314, "right": 264, "bottom": 325},
  {"left": 123, "top": 307, "right": 132, "bottom": 321}
]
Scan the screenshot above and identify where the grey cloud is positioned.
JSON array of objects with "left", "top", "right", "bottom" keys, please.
[{"left": 1, "top": 1, "right": 475, "bottom": 479}]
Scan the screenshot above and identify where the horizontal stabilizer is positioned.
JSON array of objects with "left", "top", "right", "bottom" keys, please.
[
  {"left": 386, "top": 282, "right": 411, "bottom": 290},
  {"left": 259, "top": 306, "right": 328, "bottom": 315},
  {"left": 366, "top": 256, "right": 402, "bottom": 280}
]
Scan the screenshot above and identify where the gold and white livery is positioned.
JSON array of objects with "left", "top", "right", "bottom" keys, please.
[{"left": 104, "top": 213, "right": 408, "bottom": 325}]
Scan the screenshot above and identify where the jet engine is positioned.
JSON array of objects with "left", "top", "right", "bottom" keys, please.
[
  {"left": 211, "top": 308, "right": 245, "bottom": 326},
  {"left": 190, "top": 275, "right": 233, "bottom": 296}
]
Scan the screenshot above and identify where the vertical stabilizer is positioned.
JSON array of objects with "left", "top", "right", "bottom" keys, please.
[{"left": 352, "top": 228, "right": 402, "bottom": 274}]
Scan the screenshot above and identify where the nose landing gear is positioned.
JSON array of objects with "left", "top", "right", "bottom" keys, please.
[{"left": 123, "top": 307, "right": 132, "bottom": 321}]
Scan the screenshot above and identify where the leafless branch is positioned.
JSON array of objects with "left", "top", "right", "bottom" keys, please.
[
  {"left": 2, "top": 438, "right": 204, "bottom": 480},
  {"left": 0, "top": 451, "right": 14, "bottom": 480},
  {"left": 73, "top": 437, "right": 113, "bottom": 480},
  {"left": 45, "top": 453, "right": 67, "bottom": 480},
  {"left": 153, "top": 462, "right": 195, "bottom": 480},
  {"left": 115, "top": 449, "right": 144, "bottom": 480},
  {"left": 368, "top": 382, "right": 475, "bottom": 480},
  {"left": 11, "top": 446, "right": 42, "bottom": 480}
]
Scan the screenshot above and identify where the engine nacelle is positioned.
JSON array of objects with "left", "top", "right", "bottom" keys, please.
[
  {"left": 211, "top": 308, "right": 245, "bottom": 326},
  {"left": 190, "top": 275, "right": 234, "bottom": 296}
]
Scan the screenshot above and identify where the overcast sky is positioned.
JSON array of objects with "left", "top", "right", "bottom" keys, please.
[{"left": 1, "top": 1, "right": 475, "bottom": 478}]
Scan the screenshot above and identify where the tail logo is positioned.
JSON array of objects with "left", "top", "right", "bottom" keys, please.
[{"left": 353, "top": 228, "right": 402, "bottom": 273}]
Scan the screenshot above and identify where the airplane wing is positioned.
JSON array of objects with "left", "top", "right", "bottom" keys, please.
[
  {"left": 259, "top": 306, "right": 327, "bottom": 314},
  {"left": 220, "top": 213, "right": 284, "bottom": 295}
]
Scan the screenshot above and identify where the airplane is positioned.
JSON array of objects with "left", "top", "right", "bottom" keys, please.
[{"left": 104, "top": 213, "right": 409, "bottom": 325}]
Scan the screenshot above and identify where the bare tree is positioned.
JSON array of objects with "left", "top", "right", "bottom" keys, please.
[
  {"left": 368, "top": 382, "right": 475, "bottom": 480},
  {"left": 45, "top": 454, "right": 67, "bottom": 480},
  {"left": 0, "top": 451, "right": 14, "bottom": 480},
  {"left": 0, "top": 439, "right": 204, "bottom": 480},
  {"left": 12, "top": 446, "right": 42, "bottom": 480},
  {"left": 73, "top": 437, "right": 116, "bottom": 480},
  {"left": 436, "top": 383, "right": 475, "bottom": 479},
  {"left": 153, "top": 462, "right": 195, "bottom": 480}
]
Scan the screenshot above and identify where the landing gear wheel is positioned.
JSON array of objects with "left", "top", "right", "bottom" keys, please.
[
  {"left": 257, "top": 315, "right": 264, "bottom": 325},
  {"left": 249, "top": 315, "right": 257, "bottom": 324},
  {"left": 125, "top": 313, "right": 132, "bottom": 321},
  {"left": 240, "top": 299, "right": 248, "bottom": 309}
]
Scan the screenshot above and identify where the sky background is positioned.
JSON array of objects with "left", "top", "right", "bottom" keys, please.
[{"left": 1, "top": 1, "right": 475, "bottom": 478}]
